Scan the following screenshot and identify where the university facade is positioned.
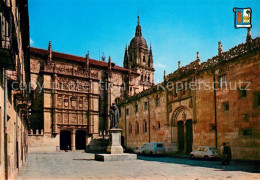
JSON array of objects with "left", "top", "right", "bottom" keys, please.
[{"left": 118, "top": 31, "right": 260, "bottom": 160}]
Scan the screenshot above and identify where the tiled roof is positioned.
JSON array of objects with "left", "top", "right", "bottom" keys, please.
[{"left": 30, "top": 47, "right": 139, "bottom": 74}]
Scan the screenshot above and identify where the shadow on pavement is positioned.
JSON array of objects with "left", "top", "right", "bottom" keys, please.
[
  {"left": 137, "top": 155, "right": 260, "bottom": 173},
  {"left": 73, "top": 159, "right": 95, "bottom": 161}
]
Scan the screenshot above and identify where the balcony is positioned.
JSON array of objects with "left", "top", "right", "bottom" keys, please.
[{"left": 0, "top": 0, "right": 19, "bottom": 70}]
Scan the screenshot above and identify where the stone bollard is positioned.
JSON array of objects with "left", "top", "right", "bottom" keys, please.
[{"left": 36, "top": 129, "right": 39, "bottom": 135}]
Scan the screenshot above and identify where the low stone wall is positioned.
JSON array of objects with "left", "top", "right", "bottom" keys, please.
[{"left": 28, "top": 135, "right": 59, "bottom": 153}]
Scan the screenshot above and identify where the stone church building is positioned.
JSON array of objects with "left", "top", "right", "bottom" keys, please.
[
  {"left": 118, "top": 31, "right": 260, "bottom": 160},
  {"left": 28, "top": 17, "right": 154, "bottom": 151}
]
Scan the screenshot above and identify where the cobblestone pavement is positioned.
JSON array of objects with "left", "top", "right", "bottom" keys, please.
[{"left": 17, "top": 151, "right": 260, "bottom": 180}]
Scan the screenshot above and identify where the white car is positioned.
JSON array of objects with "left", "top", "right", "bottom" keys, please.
[
  {"left": 140, "top": 142, "right": 165, "bottom": 155},
  {"left": 190, "top": 146, "right": 218, "bottom": 160}
]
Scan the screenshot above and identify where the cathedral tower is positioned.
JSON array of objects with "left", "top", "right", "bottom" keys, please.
[{"left": 124, "top": 16, "right": 154, "bottom": 91}]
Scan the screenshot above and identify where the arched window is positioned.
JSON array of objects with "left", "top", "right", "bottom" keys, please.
[
  {"left": 143, "top": 55, "right": 146, "bottom": 63},
  {"left": 141, "top": 75, "right": 143, "bottom": 81},
  {"left": 143, "top": 120, "right": 147, "bottom": 133},
  {"left": 144, "top": 75, "right": 147, "bottom": 82},
  {"left": 135, "top": 121, "right": 139, "bottom": 135},
  {"left": 148, "top": 76, "right": 150, "bottom": 82}
]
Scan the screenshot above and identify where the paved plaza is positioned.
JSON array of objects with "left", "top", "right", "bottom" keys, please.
[{"left": 17, "top": 151, "right": 260, "bottom": 180}]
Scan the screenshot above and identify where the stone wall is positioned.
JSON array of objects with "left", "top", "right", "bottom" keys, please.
[
  {"left": 119, "top": 37, "right": 260, "bottom": 160},
  {"left": 0, "top": 0, "right": 30, "bottom": 178}
]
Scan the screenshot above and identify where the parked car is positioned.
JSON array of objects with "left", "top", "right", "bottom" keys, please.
[
  {"left": 190, "top": 146, "right": 218, "bottom": 160},
  {"left": 140, "top": 142, "right": 165, "bottom": 155}
]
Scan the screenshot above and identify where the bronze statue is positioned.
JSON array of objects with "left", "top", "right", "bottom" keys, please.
[{"left": 109, "top": 103, "right": 119, "bottom": 129}]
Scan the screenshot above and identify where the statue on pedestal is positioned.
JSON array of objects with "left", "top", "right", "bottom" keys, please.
[{"left": 109, "top": 103, "right": 119, "bottom": 129}]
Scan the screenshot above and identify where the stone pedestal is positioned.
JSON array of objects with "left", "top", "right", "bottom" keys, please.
[
  {"left": 106, "top": 128, "right": 123, "bottom": 154},
  {"left": 95, "top": 128, "right": 137, "bottom": 161}
]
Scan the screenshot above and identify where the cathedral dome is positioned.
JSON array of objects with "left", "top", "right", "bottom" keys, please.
[
  {"left": 129, "top": 36, "right": 148, "bottom": 49},
  {"left": 128, "top": 16, "right": 148, "bottom": 50}
]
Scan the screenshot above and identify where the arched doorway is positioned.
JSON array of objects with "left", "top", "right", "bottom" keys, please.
[
  {"left": 75, "top": 130, "right": 86, "bottom": 150},
  {"left": 177, "top": 121, "right": 184, "bottom": 151},
  {"left": 171, "top": 106, "right": 193, "bottom": 153},
  {"left": 60, "top": 131, "right": 71, "bottom": 150},
  {"left": 185, "top": 119, "right": 193, "bottom": 153}
]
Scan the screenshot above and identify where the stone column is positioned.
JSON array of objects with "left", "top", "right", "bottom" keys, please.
[{"left": 71, "top": 130, "right": 76, "bottom": 150}]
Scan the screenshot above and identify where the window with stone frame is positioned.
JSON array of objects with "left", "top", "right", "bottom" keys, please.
[
  {"left": 257, "top": 94, "right": 260, "bottom": 106},
  {"left": 239, "top": 86, "right": 247, "bottom": 98},
  {"left": 126, "top": 108, "right": 129, "bottom": 115},
  {"left": 134, "top": 104, "right": 138, "bottom": 113},
  {"left": 218, "top": 75, "right": 227, "bottom": 89},
  {"left": 252, "top": 93, "right": 260, "bottom": 107},
  {"left": 222, "top": 102, "right": 229, "bottom": 111},
  {"left": 144, "top": 102, "right": 148, "bottom": 110},
  {"left": 148, "top": 76, "right": 150, "bottom": 82},
  {"left": 241, "top": 128, "right": 252, "bottom": 136},
  {"left": 155, "top": 95, "right": 160, "bottom": 106},
  {"left": 143, "top": 55, "right": 146, "bottom": 63},
  {"left": 143, "top": 120, "right": 147, "bottom": 133},
  {"left": 157, "top": 121, "right": 161, "bottom": 130},
  {"left": 135, "top": 121, "right": 139, "bottom": 135}
]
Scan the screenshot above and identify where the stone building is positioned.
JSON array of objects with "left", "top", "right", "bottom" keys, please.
[
  {"left": 124, "top": 16, "right": 154, "bottom": 92},
  {"left": 0, "top": 0, "right": 30, "bottom": 179},
  {"left": 118, "top": 32, "right": 260, "bottom": 160},
  {"left": 28, "top": 17, "right": 154, "bottom": 151}
]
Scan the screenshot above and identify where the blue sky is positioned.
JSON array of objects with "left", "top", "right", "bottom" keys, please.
[{"left": 29, "top": 0, "right": 260, "bottom": 82}]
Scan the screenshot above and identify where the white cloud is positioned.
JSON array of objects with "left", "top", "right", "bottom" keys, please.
[
  {"left": 30, "top": 38, "right": 34, "bottom": 46},
  {"left": 154, "top": 61, "right": 166, "bottom": 68}
]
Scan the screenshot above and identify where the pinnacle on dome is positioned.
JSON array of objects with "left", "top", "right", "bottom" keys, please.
[{"left": 135, "top": 16, "right": 142, "bottom": 37}]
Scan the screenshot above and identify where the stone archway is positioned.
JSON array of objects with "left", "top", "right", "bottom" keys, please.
[
  {"left": 171, "top": 105, "right": 193, "bottom": 153},
  {"left": 60, "top": 130, "right": 71, "bottom": 150},
  {"left": 76, "top": 130, "right": 86, "bottom": 150}
]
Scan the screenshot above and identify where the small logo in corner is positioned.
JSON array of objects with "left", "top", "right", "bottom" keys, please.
[{"left": 233, "top": 8, "right": 252, "bottom": 29}]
